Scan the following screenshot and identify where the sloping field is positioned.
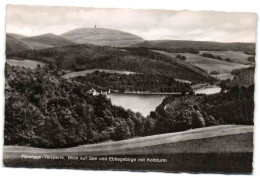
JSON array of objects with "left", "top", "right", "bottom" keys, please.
[
  {"left": 6, "top": 59, "right": 47, "bottom": 69},
  {"left": 152, "top": 50, "right": 248, "bottom": 80},
  {"left": 3, "top": 125, "right": 253, "bottom": 173},
  {"left": 63, "top": 69, "right": 137, "bottom": 79},
  {"left": 176, "top": 53, "right": 248, "bottom": 74},
  {"left": 199, "top": 50, "right": 254, "bottom": 64},
  {"left": 4, "top": 125, "right": 253, "bottom": 156},
  {"left": 21, "top": 33, "right": 76, "bottom": 50}
]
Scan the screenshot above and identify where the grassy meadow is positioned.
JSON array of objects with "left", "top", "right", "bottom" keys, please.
[
  {"left": 199, "top": 50, "right": 254, "bottom": 64},
  {"left": 63, "top": 69, "right": 138, "bottom": 79},
  {"left": 6, "top": 59, "right": 47, "bottom": 69},
  {"left": 3, "top": 125, "right": 253, "bottom": 174},
  {"left": 152, "top": 50, "right": 249, "bottom": 80}
]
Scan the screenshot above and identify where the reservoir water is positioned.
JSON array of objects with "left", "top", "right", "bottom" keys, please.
[
  {"left": 194, "top": 86, "right": 221, "bottom": 95},
  {"left": 107, "top": 93, "right": 167, "bottom": 116},
  {"left": 108, "top": 86, "right": 222, "bottom": 116}
]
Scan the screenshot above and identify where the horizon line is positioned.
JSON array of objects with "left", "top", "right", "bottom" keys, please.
[{"left": 6, "top": 27, "right": 256, "bottom": 44}]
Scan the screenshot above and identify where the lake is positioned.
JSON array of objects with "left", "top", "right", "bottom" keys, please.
[
  {"left": 107, "top": 93, "right": 167, "bottom": 116},
  {"left": 108, "top": 86, "right": 222, "bottom": 116},
  {"left": 6, "top": 59, "right": 46, "bottom": 69},
  {"left": 194, "top": 86, "right": 221, "bottom": 95},
  {"left": 211, "top": 73, "right": 235, "bottom": 80}
]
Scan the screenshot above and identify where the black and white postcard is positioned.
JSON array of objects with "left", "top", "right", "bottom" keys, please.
[{"left": 3, "top": 5, "right": 257, "bottom": 174}]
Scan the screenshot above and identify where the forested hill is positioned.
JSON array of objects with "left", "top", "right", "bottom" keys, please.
[
  {"left": 5, "top": 65, "right": 152, "bottom": 148},
  {"left": 149, "top": 85, "right": 254, "bottom": 134},
  {"left": 74, "top": 72, "right": 192, "bottom": 93},
  {"left": 220, "top": 67, "right": 255, "bottom": 90},
  {"left": 7, "top": 44, "right": 215, "bottom": 84},
  {"left": 131, "top": 40, "right": 255, "bottom": 54},
  {"left": 230, "top": 67, "right": 255, "bottom": 87}
]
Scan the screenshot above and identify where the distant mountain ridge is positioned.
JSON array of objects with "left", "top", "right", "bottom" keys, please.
[
  {"left": 131, "top": 40, "right": 255, "bottom": 53},
  {"left": 7, "top": 28, "right": 255, "bottom": 51},
  {"left": 20, "top": 33, "right": 76, "bottom": 50},
  {"left": 61, "top": 28, "right": 144, "bottom": 47},
  {"left": 6, "top": 34, "right": 31, "bottom": 55},
  {"left": 7, "top": 33, "right": 27, "bottom": 40}
]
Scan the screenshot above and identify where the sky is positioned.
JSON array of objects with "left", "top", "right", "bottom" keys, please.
[{"left": 5, "top": 5, "right": 258, "bottom": 43}]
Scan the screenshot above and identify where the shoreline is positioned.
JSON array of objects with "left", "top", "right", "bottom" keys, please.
[
  {"left": 109, "top": 91, "right": 182, "bottom": 95},
  {"left": 109, "top": 85, "right": 221, "bottom": 95}
]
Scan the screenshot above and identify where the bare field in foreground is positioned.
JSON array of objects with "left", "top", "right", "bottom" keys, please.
[
  {"left": 3, "top": 125, "right": 253, "bottom": 174},
  {"left": 4, "top": 125, "right": 253, "bottom": 156}
]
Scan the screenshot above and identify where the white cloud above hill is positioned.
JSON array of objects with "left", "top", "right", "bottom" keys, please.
[{"left": 6, "top": 5, "right": 257, "bottom": 42}]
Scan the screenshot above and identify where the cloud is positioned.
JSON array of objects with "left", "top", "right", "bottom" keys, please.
[{"left": 6, "top": 5, "right": 257, "bottom": 42}]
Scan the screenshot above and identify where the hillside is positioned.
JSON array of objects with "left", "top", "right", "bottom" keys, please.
[
  {"left": 7, "top": 44, "right": 215, "bottom": 84},
  {"left": 74, "top": 72, "right": 192, "bottom": 93},
  {"left": 21, "top": 33, "right": 76, "bottom": 50},
  {"left": 61, "top": 28, "right": 144, "bottom": 47},
  {"left": 7, "top": 33, "right": 27, "bottom": 40},
  {"left": 3, "top": 125, "right": 253, "bottom": 173},
  {"left": 3, "top": 125, "right": 253, "bottom": 155},
  {"left": 6, "top": 34, "right": 31, "bottom": 55},
  {"left": 5, "top": 65, "right": 150, "bottom": 148},
  {"left": 152, "top": 50, "right": 249, "bottom": 75},
  {"left": 231, "top": 67, "right": 255, "bottom": 87},
  {"left": 221, "top": 67, "right": 255, "bottom": 89},
  {"left": 199, "top": 50, "right": 255, "bottom": 65},
  {"left": 150, "top": 85, "right": 254, "bottom": 134},
  {"left": 132, "top": 40, "right": 255, "bottom": 54}
]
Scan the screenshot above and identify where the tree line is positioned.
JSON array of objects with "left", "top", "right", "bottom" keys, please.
[
  {"left": 201, "top": 53, "right": 231, "bottom": 62},
  {"left": 74, "top": 71, "right": 192, "bottom": 93}
]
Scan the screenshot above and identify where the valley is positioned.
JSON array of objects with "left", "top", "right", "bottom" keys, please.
[
  {"left": 4, "top": 27, "right": 256, "bottom": 174},
  {"left": 6, "top": 44, "right": 215, "bottom": 84}
]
